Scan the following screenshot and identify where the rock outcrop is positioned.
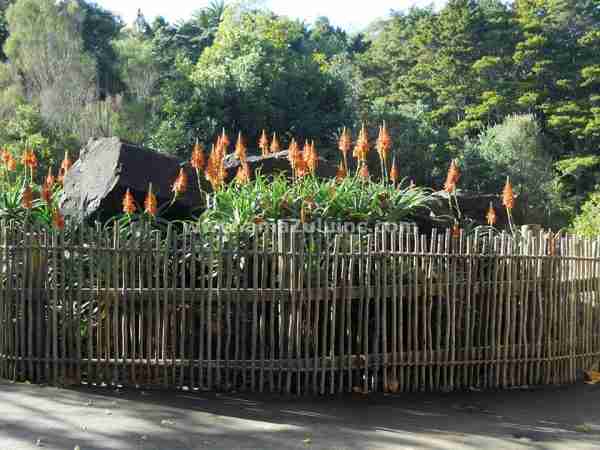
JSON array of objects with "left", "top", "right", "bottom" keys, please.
[{"left": 60, "top": 137, "right": 336, "bottom": 222}]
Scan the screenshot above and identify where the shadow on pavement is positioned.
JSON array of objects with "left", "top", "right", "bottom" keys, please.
[{"left": 1, "top": 381, "right": 600, "bottom": 449}]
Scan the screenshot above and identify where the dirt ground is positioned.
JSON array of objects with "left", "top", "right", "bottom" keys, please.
[{"left": 1, "top": 380, "right": 600, "bottom": 450}]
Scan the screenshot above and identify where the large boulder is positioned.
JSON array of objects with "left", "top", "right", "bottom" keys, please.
[{"left": 60, "top": 137, "right": 337, "bottom": 222}]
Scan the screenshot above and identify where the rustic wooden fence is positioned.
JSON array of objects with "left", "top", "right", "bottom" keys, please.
[{"left": 1, "top": 221, "right": 600, "bottom": 395}]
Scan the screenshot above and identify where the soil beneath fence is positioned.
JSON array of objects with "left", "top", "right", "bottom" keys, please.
[{"left": 1, "top": 381, "right": 600, "bottom": 450}]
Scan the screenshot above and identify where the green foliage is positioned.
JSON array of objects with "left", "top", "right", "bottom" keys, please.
[
  {"left": 459, "top": 114, "right": 557, "bottom": 224},
  {"left": 0, "top": 103, "right": 77, "bottom": 177},
  {"left": 360, "top": 0, "right": 600, "bottom": 160},
  {"left": 553, "top": 155, "right": 600, "bottom": 219},
  {"left": 0, "top": 160, "right": 63, "bottom": 227},
  {"left": 145, "top": 2, "right": 229, "bottom": 154},
  {"left": 1, "top": 0, "right": 599, "bottom": 233},
  {"left": 572, "top": 191, "right": 600, "bottom": 238},
  {"left": 111, "top": 31, "right": 161, "bottom": 144},
  {"left": 365, "top": 102, "right": 451, "bottom": 186},
  {"left": 0, "top": 0, "right": 11, "bottom": 60},
  {"left": 113, "top": 33, "right": 159, "bottom": 101},
  {"left": 76, "top": 0, "right": 123, "bottom": 94},
  {"left": 186, "top": 8, "right": 354, "bottom": 149},
  {"left": 4, "top": 0, "right": 99, "bottom": 143},
  {"left": 200, "top": 174, "right": 432, "bottom": 234},
  {"left": 360, "top": 0, "right": 517, "bottom": 141},
  {"left": 0, "top": 60, "right": 22, "bottom": 120}
]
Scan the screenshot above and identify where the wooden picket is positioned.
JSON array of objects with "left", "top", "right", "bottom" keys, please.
[{"left": 1, "top": 220, "right": 600, "bottom": 394}]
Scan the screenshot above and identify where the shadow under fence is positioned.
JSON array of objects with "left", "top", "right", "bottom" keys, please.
[{"left": 1, "top": 221, "right": 600, "bottom": 395}]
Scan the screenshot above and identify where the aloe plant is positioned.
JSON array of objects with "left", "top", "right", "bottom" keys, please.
[{"left": 198, "top": 173, "right": 433, "bottom": 234}]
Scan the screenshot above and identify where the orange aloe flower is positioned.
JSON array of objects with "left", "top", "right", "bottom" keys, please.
[
  {"left": 6, "top": 153, "right": 16, "bottom": 171},
  {"left": 305, "top": 141, "right": 318, "bottom": 174},
  {"left": 172, "top": 168, "right": 188, "bottom": 195},
  {"left": 205, "top": 144, "right": 227, "bottom": 191},
  {"left": 486, "top": 202, "right": 497, "bottom": 226},
  {"left": 358, "top": 162, "right": 370, "bottom": 180},
  {"left": 21, "top": 184, "right": 33, "bottom": 209},
  {"left": 338, "top": 127, "right": 352, "bottom": 156},
  {"left": 52, "top": 208, "right": 65, "bottom": 230},
  {"left": 61, "top": 151, "right": 73, "bottom": 173},
  {"left": 376, "top": 121, "right": 392, "bottom": 164},
  {"left": 191, "top": 140, "right": 206, "bottom": 171},
  {"left": 390, "top": 158, "right": 400, "bottom": 184},
  {"left": 122, "top": 188, "right": 136, "bottom": 214},
  {"left": 443, "top": 160, "right": 460, "bottom": 193},
  {"left": 335, "top": 161, "right": 347, "bottom": 182},
  {"left": 270, "top": 132, "right": 281, "bottom": 154},
  {"left": 220, "top": 129, "right": 230, "bottom": 152},
  {"left": 205, "top": 145, "right": 216, "bottom": 183},
  {"left": 235, "top": 161, "right": 251, "bottom": 185},
  {"left": 259, "top": 130, "right": 270, "bottom": 156},
  {"left": 20, "top": 149, "right": 30, "bottom": 167},
  {"left": 22, "top": 149, "right": 38, "bottom": 170},
  {"left": 144, "top": 184, "right": 158, "bottom": 217},
  {"left": 235, "top": 132, "right": 247, "bottom": 162},
  {"left": 288, "top": 138, "right": 301, "bottom": 170},
  {"left": 502, "top": 177, "right": 515, "bottom": 210},
  {"left": 205, "top": 144, "right": 217, "bottom": 186},
  {"left": 295, "top": 157, "right": 310, "bottom": 178},
  {"left": 1, "top": 148, "right": 10, "bottom": 165},
  {"left": 353, "top": 123, "right": 370, "bottom": 162},
  {"left": 45, "top": 168, "right": 55, "bottom": 188}
]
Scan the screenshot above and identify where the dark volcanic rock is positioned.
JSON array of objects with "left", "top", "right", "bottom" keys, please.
[
  {"left": 60, "top": 138, "right": 337, "bottom": 222},
  {"left": 59, "top": 138, "right": 204, "bottom": 222}
]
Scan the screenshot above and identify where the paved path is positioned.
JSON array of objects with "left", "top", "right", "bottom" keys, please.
[{"left": 1, "top": 381, "right": 600, "bottom": 449}]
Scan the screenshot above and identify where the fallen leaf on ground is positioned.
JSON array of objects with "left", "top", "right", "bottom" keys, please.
[
  {"left": 575, "top": 424, "right": 593, "bottom": 433},
  {"left": 584, "top": 370, "right": 600, "bottom": 384}
]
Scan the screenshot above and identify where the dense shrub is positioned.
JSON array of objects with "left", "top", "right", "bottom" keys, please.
[{"left": 572, "top": 191, "right": 600, "bottom": 238}]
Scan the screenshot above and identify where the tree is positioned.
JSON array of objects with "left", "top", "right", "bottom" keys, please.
[
  {"left": 572, "top": 190, "right": 600, "bottom": 237},
  {"left": 308, "top": 16, "right": 352, "bottom": 58},
  {"left": 114, "top": 33, "right": 159, "bottom": 101},
  {"left": 77, "top": 0, "right": 123, "bottom": 94},
  {"left": 143, "top": 2, "right": 227, "bottom": 152},
  {"left": 152, "top": 7, "right": 354, "bottom": 154},
  {"left": 460, "top": 114, "right": 557, "bottom": 224},
  {"left": 4, "top": 0, "right": 97, "bottom": 140},
  {"left": 513, "top": 0, "right": 600, "bottom": 154},
  {"left": 0, "top": 0, "right": 12, "bottom": 61},
  {"left": 112, "top": 30, "right": 161, "bottom": 144}
]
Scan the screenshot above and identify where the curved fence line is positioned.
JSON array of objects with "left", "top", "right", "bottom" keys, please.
[{"left": 1, "top": 221, "right": 599, "bottom": 394}]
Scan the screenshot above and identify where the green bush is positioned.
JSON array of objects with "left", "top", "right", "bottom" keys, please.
[
  {"left": 459, "top": 114, "right": 558, "bottom": 225},
  {"left": 572, "top": 191, "right": 600, "bottom": 238},
  {"left": 199, "top": 173, "right": 432, "bottom": 235}
]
